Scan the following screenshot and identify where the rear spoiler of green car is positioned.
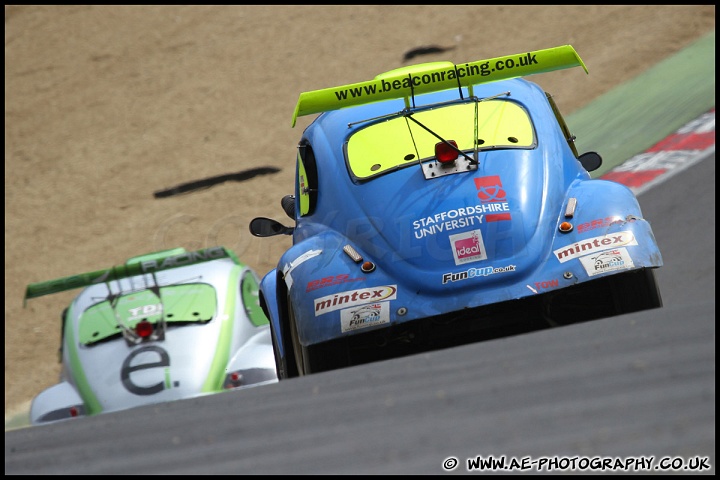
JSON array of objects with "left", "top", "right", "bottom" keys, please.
[
  {"left": 292, "top": 44, "right": 588, "bottom": 127},
  {"left": 24, "top": 246, "right": 241, "bottom": 304}
]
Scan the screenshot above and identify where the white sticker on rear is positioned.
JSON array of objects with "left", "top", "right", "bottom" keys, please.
[
  {"left": 340, "top": 302, "right": 390, "bottom": 332},
  {"left": 579, "top": 247, "right": 635, "bottom": 277},
  {"left": 314, "top": 285, "right": 397, "bottom": 316},
  {"left": 282, "top": 249, "right": 322, "bottom": 290},
  {"left": 554, "top": 230, "right": 637, "bottom": 263}
]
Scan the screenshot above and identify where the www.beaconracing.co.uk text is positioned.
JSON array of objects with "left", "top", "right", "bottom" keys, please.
[{"left": 334, "top": 53, "right": 539, "bottom": 102}]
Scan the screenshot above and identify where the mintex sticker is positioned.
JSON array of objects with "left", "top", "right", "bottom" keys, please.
[
  {"left": 340, "top": 302, "right": 390, "bottom": 332},
  {"left": 449, "top": 229, "right": 488, "bottom": 265},
  {"left": 579, "top": 247, "right": 635, "bottom": 277},
  {"left": 314, "top": 285, "right": 397, "bottom": 316},
  {"left": 553, "top": 231, "right": 637, "bottom": 263}
]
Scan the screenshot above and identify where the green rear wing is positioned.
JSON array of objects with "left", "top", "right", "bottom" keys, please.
[
  {"left": 292, "top": 44, "right": 587, "bottom": 127},
  {"left": 24, "top": 246, "right": 241, "bottom": 304}
]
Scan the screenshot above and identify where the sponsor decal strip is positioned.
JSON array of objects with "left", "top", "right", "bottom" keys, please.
[
  {"left": 306, "top": 274, "right": 366, "bottom": 292},
  {"left": 450, "top": 229, "right": 488, "bottom": 266},
  {"left": 340, "top": 302, "right": 391, "bottom": 333},
  {"left": 314, "top": 285, "right": 397, "bottom": 316},
  {"left": 553, "top": 231, "right": 637, "bottom": 263},
  {"left": 579, "top": 247, "right": 635, "bottom": 277},
  {"left": 442, "top": 264, "right": 516, "bottom": 284}
]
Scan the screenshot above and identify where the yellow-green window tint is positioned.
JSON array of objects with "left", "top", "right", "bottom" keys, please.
[
  {"left": 346, "top": 100, "right": 534, "bottom": 180},
  {"left": 297, "top": 150, "right": 310, "bottom": 216}
]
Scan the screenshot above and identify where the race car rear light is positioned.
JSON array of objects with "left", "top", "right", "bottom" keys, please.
[
  {"left": 69, "top": 406, "right": 79, "bottom": 418},
  {"left": 559, "top": 221, "right": 573, "bottom": 233},
  {"left": 135, "top": 320, "right": 154, "bottom": 338},
  {"left": 435, "top": 140, "right": 459, "bottom": 164},
  {"left": 361, "top": 261, "right": 376, "bottom": 273},
  {"left": 224, "top": 371, "right": 244, "bottom": 389}
]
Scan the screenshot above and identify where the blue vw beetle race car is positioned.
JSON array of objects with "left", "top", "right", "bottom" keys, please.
[
  {"left": 24, "top": 246, "right": 277, "bottom": 425},
  {"left": 250, "top": 45, "right": 663, "bottom": 379}
]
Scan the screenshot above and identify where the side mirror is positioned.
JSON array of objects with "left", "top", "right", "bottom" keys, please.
[
  {"left": 579, "top": 151, "right": 602, "bottom": 172},
  {"left": 249, "top": 217, "right": 294, "bottom": 237}
]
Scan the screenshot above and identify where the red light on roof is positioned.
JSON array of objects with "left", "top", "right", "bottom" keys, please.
[
  {"left": 435, "top": 140, "right": 459, "bottom": 164},
  {"left": 135, "top": 320, "right": 153, "bottom": 338}
]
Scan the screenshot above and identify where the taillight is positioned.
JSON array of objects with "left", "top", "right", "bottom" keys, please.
[
  {"left": 135, "top": 320, "right": 154, "bottom": 338},
  {"left": 559, "top": 221, "right": 574, "bottom": 233},
  {"left": 224, "top": 371, "right": 243, "bottom": 389},
  {"left": 435, "top": 140, "right": 459, "bottom": 164}
]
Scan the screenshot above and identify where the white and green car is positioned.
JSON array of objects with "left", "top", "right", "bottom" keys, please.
[{"left": 25, "top": 246, "right": 277, "bottom": 425}]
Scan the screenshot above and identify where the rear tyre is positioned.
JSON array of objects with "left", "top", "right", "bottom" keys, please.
[
  {"left": 287, "top": 296, "right": 349, "bottom": 375},
  {"left": 287, "top": 297, "right": 307, "bottom": 376},
  {"left": 272, "top": 292, "right": 300, "bottom": 379},
  {"left": 542, "top": 267, "right": 663, "bottom": 326},
  {"left": 270, "top": 322, "right": 296, "bottom": 380}
]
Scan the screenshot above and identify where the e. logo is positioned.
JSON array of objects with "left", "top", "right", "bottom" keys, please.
[{"left": 121, "top": 345, "right": 173, "bottom": 395}]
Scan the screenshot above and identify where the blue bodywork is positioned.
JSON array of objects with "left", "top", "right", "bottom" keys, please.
[{"left": 258, "top": 74, "right": 662, "bottom": 375}]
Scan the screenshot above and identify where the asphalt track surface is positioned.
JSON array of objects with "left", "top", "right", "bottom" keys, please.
[{"left": 5, "top": 35, "right": 715, "bottom": 475}]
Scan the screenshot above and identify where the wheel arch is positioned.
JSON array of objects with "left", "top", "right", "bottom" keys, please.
[{"left": 257, "top": 268, "right": 298, "bottom": 379}]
